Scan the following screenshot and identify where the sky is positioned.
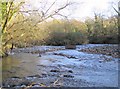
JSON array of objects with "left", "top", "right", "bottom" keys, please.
[
  {"left": 71, "top": 0, "right": 119, "bottom": 20},
  {"left": 23, "top": 0, "right": 119, "bottom": 21},
  {"left": 70, "top": 0, "right": 118, "bottom": 20}
]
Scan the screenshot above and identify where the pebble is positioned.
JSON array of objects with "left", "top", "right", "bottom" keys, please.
[
  {"left": 63, "top": 75, "right": 74, "bottom": 78},
  {"left": 41, "top": 73, "right": 47, "bottom": 77},
  {"left": 50, "top": 70, "right": 60, "bottom": 72},
  {"left": 26, "top": 74, "right": 42, "bottom": 79},
  {"left": 80, "top": 45, "right": 119, "bottom": 58},
  {"left": 68, "top": 70, "right": 73, "bottom": 73}
]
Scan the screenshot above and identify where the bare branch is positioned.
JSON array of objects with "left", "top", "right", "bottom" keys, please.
[
  {"left": 19, "top": 9, "right": 39, "bottom": 13},
  {"left": 56, "top": 13, "right": 68, "bottom": 19},
  {"left": 33, "top": 2, "right": 73, "bottom": 26},
  {"left": 112, "top": 6, "right": 120, "bottom": 15},
  {"left": 44, "top": 0, "right": 57, "bottom": 15}
]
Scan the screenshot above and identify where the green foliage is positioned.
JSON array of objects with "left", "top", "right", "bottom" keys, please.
[
  {"left": 44, "top": 31, "right": 88, "bottom": 46},
  {"left": 40, "top": 20, "right": 88, "bottom": 46},
  {"left": 1, "top": 2, "right": 7, "bottom": 20},
  {"left": 7, "top": 19, "right": 88, "bottom": 46},
  {"left": 6, "top": 15, "right": 118, "bottom": 47},
  {"left": 85, "top": 15, "right": 118, "bottom": 44},
  {"left": 0, "top": 1, "right": 25, "bottom": 56},
  {"left": 65, "top": 32, "right": 88, "bottom": 45},
  {"left": 89, "top": 35, "right": 118, "bottom": 44},
  {"left": 45, "top": 31, "right": 66, "bottom": 46}
]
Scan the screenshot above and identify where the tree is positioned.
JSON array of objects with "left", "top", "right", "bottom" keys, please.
[
  {"left": 0, "top": 0, "right": 73, "bottom": 56},
  {"left": 0, "top": 0, "right": 24, "bottom": 56},
  {"left": 85, "top": 17, "right": 94, "bottom": 37}
]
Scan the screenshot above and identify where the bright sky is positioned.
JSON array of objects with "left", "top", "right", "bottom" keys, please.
[
  {"left": 70, "top": 0, "right": 119, "bottom": 20},
  {"left": 23, "top": 0, "right": 119, "bottom": 21}
]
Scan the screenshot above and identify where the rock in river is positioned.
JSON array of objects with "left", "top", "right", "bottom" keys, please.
[
  {"left": 50, "top": 69, "right": 60, "bottom": 72},
  {"left": 63, "top": 75, "right": 74, "bottom": 78}
]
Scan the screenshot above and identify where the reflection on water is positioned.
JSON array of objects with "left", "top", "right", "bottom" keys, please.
[
  {"left": 2, "top": 53, "right": 41, "bottom": 81},
  {"left": 2, "top": 55, "right": 20, "bottom": 80},
  {"left": 2, "top": 55, "right": 20, "bottom": 71}
]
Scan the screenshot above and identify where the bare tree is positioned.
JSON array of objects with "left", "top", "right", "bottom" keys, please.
[{"left": 1, "top": 0, "right": 74, "bottom": 55}]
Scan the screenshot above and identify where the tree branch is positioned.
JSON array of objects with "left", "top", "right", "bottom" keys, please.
[
  {"left": 113, "top": 6, "right": 120, "bottom": 15},
  {"left": 44, "top": 0, "right": 57, "bottom": 15},
  {"left": 2, "top": 1, "right": 14, "bottom": 33},
  {"left": 7, "top": 18, "right": 29, "bottom": 30},
  {"left": 33, "top": 2, "right": 72, "bottom": 26}
]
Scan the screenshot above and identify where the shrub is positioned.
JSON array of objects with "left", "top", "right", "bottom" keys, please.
[
  {"left": 89, "top": 35, "right": 118, "bottom": 44},
  {"left": 45, "top": 31, "right": 88, "bottom": 46}
]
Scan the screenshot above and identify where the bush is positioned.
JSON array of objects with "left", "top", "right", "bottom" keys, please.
[
  {"left": 45, "top": 31, "right": 66, "bottom": 46},
  {"left": 65, "top": 32, "right": 88, "bottom": 45},
  {"left": 45, "top": 31, "right": 88, "bottom": 46},
  {"left": 89, "top": 35, "right": 118, "bottom": 44}
]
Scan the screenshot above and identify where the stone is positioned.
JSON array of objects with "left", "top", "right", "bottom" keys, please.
[
  {"left": 41, "top": 73, "right": 47, "bottom": 77},
  {"left": 68, "top": 70, "right": 73, "bottom": 73},
  {"left": 50, "top": 70, "right": 60, "bottom": 72},
  {"left": 63, "top": 75, "right": 74, "bottom": 78}
]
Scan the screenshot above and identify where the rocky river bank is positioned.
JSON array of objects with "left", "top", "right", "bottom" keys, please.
[{"left": 1, "top": 44, "right": 119, "bottom": 88}]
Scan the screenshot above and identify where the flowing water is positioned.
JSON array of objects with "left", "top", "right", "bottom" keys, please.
[{"left": 1, "top": 44, "right": 119, "bottom": 87}]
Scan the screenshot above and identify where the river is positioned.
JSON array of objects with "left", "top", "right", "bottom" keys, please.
[{"left": 1, "top": 44, "right": 119, "bottom": 87}]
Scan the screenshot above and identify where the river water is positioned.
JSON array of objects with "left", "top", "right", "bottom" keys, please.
[{"left": 1, "top": 44, "right": 119, "bottom": 87}]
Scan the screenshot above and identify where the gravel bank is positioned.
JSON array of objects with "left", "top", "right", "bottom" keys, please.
[{"left": 80, "top": 45, "right": 119, "bottom": 58}]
